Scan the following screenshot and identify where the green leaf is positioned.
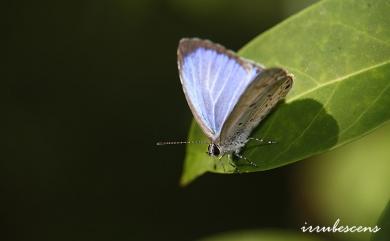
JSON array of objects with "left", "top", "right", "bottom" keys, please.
[
  {"left": 372, "top": 201, "right": 390, "bottom": 241},
  {"left": 197, "top": 230, "right": 328, "bottom": 241},
  {"left": 181, "top": 0, "right": 390, "bottom": 185}
]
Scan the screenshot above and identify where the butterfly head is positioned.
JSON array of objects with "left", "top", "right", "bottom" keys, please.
[{"left": 207, "top": 143, "right": 221, "bottom": 157}]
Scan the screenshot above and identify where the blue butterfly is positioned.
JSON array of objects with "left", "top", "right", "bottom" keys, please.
[{"left": 177, "top": 38, "right": 293, "bottom": 163}]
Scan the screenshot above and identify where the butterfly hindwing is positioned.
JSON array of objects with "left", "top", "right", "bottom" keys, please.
[
  {"left": 177, "top": 38, "right": 263, "bottom": 141},
  {"left": 218, "top": 68, "right": 293, "bottom": 148}
]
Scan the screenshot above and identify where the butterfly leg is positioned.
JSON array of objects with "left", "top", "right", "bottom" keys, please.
[
  {"left": 226, "top": 154, "right": 243, "bottom": 174},
  {"left": 221, "top": 160, "right": 226, "bottom": 172},
  {"left": 212, "top": 159, "right": 225, "bottom": 172},
  {"left": 216, "top": 155, "right": 227, "bottom": 172},
  {"left": 234, "top": 151, "right": 257, "bottom": 167}
]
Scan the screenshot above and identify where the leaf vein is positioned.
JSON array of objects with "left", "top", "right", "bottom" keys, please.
[
  {"left": 287, "top": 61, "right": 390, "bottom": 102},
  {"left": 339, "top": 81, "right": 390, "bottom": 136},
  {"left": 329, "top": 21, "right": 390, "bottom": 47},
  {"left": 275, "top": 62, "right": 321, "bottom": 86}
]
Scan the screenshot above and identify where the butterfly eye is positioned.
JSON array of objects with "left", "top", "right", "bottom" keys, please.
[
  {"left": 213, "top": 145, "right": 220, "bottom": 156},
  {"left": 207, "top": 144, "right": 220, "bottom": 156}
]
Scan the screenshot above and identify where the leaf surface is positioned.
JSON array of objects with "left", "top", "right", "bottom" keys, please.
[{"left": 181, "top": 0, "right": 390, "bottom": 185}]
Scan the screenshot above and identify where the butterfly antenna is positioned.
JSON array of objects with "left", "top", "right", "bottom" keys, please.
[
  {"left": 156, "top": 140, "right": 209, "bottom": 146},
  {"left": 248, "top": 137, "right": 277, "bottom": 145}
]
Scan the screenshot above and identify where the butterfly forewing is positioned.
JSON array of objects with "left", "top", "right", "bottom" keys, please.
[
  {"left": 218, "top": 68, "right": 293, "bottom": 149},
  {"left": 177, "top": 38, "right": 262, "bottom": 141}
]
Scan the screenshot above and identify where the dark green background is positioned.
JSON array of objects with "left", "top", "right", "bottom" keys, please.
[{"left": 2, "top": 1, "right": 324, "bottom": 240}]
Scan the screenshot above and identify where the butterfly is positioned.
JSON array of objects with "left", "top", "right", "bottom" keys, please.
[{"left": 164, "top": 38, "right": 293, "bottom": 165}]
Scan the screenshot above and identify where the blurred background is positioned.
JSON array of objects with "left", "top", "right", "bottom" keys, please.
[{"left": 2, "top": 0, "right": 389, "bottom": 240}]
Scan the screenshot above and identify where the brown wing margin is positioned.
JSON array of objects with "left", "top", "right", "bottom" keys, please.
[
  {"left": 218, "top": 68, "right": 293, "bottom": 145},
  {"left": 177, "top": 38, "right": 261, "bottom": 72}
]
